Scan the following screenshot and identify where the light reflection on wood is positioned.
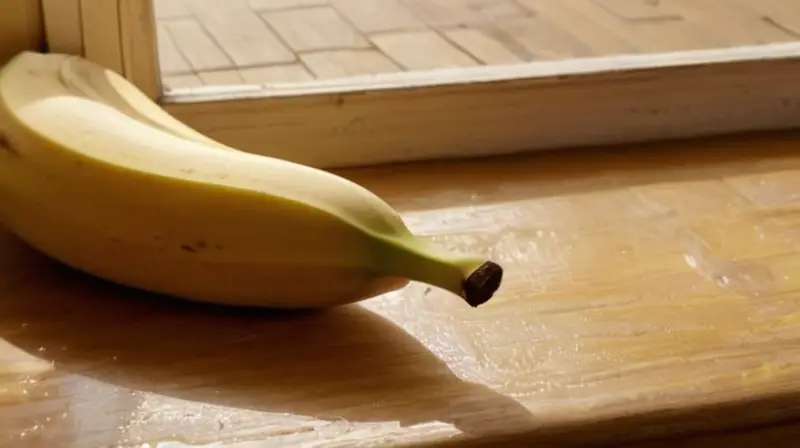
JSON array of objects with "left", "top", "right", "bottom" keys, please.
[{"left": 2, "top": 132, "right": 800, "bottom": 446}]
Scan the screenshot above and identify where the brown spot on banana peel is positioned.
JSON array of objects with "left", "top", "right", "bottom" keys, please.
[
  {"left": 0, "top": 133, "right": 19, "bottom": 156},
  {"left": 462, "top": 261, "right": 503, "bottom": 308}
]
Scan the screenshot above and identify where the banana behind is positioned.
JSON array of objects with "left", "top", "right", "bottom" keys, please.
[{"left": 0, "top": 52, "right": 503, "bottom": 309}]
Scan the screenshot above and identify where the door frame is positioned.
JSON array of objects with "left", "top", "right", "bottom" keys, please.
[
  {"left": 0, "top": 0, "right": 45, "bottom": 64},
  {"left": 39, "top": 0, "right": 800, "bottom": 168},
  {"left": 43, "top": 0, "right": 161, "bottom": 99}
]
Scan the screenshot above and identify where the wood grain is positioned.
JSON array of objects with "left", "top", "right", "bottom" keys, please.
[
  {"left": 0, "top": 0, "right": 44, "bottom": 64},
  {"left": 80, "top": 0, "right": 124, "bottom": 73},
  {"left": 4, "top": 131, "right": 800, "bottom": 446},
  {"left": 119, "top": 0, "right": 163, "bottom": 100},
  {"left": 40, "top": 0, "right": 83, "bottom": 55},
  {"left": 164, "top": 43, "right": 800, "bottom": 169},
  {"left": 88, "top": 1, "right": 800, "bottom": 169}
]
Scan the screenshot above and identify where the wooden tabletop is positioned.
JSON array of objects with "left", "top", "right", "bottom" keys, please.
[{"left": 3, "top": 131, "right": 800, "bottom": 447}]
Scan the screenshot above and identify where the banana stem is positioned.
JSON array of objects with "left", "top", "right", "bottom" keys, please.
[
  {"left": 461, "top": 260, "right": 504, "bottom": 307},
  {"left": 379, "top": 239, "right": 503, "bottom": 307}
]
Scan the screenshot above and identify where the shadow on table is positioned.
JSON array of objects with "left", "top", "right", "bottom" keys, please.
[{"left": 0, "top": 236, "right": 535, "bottom": 439}]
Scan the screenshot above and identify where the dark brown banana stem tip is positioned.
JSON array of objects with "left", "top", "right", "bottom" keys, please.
[{"left": 462, "top": 261, "right": 504, "bottom": 308}]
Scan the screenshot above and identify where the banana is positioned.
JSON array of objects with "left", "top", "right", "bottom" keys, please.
[
  {"left": 0, "top": 51, "right": 503, "bottom": 309},
  {"left": 56, "top": 55, "right": 234, "bottom": 150}
]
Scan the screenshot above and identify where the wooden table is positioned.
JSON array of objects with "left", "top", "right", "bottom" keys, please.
[{"left": 3, "top": 131, "right": 800, "bottom": 447}]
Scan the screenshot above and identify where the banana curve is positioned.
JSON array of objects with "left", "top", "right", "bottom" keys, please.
[{"left": 0, "top": 51, "right": 504, "bottom": 309}]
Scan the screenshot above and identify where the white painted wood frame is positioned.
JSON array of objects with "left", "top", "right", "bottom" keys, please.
[{"left": 38, "top": 0, "right": 800, "bottom": 168}]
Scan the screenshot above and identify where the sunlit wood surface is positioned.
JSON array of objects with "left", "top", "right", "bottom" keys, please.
[{"left": 4, "top": 132, "right": 800, "bottom": 446}]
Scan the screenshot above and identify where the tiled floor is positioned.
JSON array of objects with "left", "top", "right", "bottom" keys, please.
[{"left": 154, "top": 0, "right": 800, "bottom": 90}]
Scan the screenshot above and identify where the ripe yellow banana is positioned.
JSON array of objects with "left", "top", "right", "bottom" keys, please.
[{"left": 0, "top": 51, "right": 503, "bottom": 309}]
